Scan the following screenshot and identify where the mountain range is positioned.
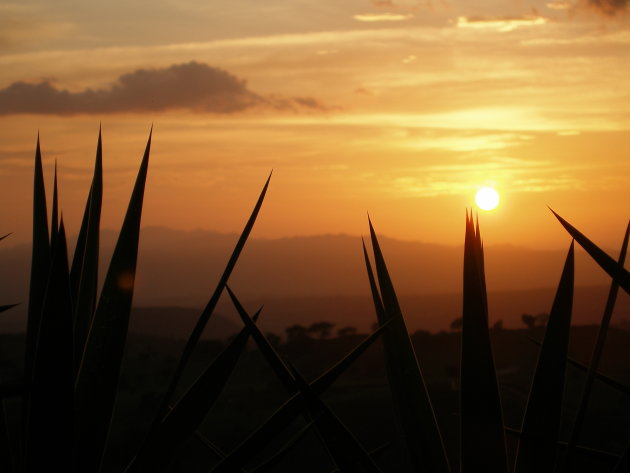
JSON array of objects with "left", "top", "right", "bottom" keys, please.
[{"left": 0, "top": 227, "right": 627, "bottom": 336}]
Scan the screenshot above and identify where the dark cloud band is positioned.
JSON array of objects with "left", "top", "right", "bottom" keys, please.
[
  {"left": 0, "top": 61, "right": 326, "bottom": 115},
  {"left": 586, "top": 0, "right": 629, "bottom": 15}
]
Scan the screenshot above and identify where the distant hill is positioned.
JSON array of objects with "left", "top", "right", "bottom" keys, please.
[{"left": 0, "top": 226, "right": 627, "bottom": 335}]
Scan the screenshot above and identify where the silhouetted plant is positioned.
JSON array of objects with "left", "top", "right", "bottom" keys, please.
[{"left": 1, "top": 128, "right": 629, "bottom": 473}]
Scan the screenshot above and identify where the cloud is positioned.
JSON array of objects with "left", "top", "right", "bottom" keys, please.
[
  {"left": 583, "top": 0, "right": 629, "bottom": 15},
  {"left": 546, "top": 1, "right": 572, "bottom": 10},
  {"left": 0, "top": 4, "right": 76, "bottom": 51},
  {"left": 456, "top": 15, "right": 549, "bottom": 31},
  {"left": 0, "top": 61, "right": 326, "bottom": 115},
  {"left": 353, "top": 13, "right": 414, "bottom": 21}
]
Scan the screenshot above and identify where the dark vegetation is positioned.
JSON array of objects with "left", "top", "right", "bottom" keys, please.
[{"left": 1, "top": 130, "right": 629, "bottom": 472}]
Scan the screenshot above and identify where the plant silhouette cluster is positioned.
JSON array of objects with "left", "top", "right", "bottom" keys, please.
[{"left": 1, "top": 130, "right": 629, "bottom": 473}]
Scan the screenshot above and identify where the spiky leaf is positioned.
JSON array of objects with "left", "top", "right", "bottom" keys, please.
[
  {"left": 514, "top": 242, "right": 574, "bottom": 473},
  {"left": 287, "top": 362, "right": 383, "bottom": 473},
  {"left": 460, "top": 213, "right": 508, "bottom": 473},
  {"left": 367, "top": 218, "right": 450, "bottom": 473},
  {"left": 248, "top": 419, "right": 318, "bottom": 473},
  {"left": 209, "top": 323, "right": 388, "bottom": 473},
  {"left": 51, "top": 160, "right": 59, "bottom": 249},
  {"left": 0, "top": 401, "right": 14, "bottom": 473},
  {"left": 73, "top": 128, "right": 103, "bottom": 373},
  {"left": 124, "top": 309, "right": 261, "bottom": 473},
  {"left": 562, "top": 223, "right": 629, "bottom": 472},
  {"left": 24, "top": 135, "right": 50, "bottom": 382},
  {"left": 74, "top": 130, "right": 151, "bottom": 473},
  {"left": 227, "top": 286, "right": 381, "bottom": 473},
  {"left": 526, "top": 336, "right": 630, "bottom": 396},
  {"left": 550, "top": 210, "right": 630, "bottom": 294},
  {"left": 25, "top": 221, "right": 73, "bottom": 473},
  {"left": 155, "top": 172, "right": 271, "bottom": 420}
]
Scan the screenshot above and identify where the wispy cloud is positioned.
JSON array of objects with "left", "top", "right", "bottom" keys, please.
[
  {"left": 353, "top": 12, "right": 414, "bottom": 22},
  {"left": 391, "top": 158, "right": 581, "bottom": 196},
  {"left": 0, "top": 61, "right": 326, "bottom": 115},
  {"left": 546, "top": 1, "right": 573, "bottom": 10},
  {"left": 0, "top": 4, "right": 75, "bottom": 50},
  {"left": 456, "top": 15, "right": 549, "bottom": 32}
]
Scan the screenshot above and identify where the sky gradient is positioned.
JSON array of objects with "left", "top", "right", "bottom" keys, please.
[{"left": 1, "top": 0, "right": 628, "bottom": 249}]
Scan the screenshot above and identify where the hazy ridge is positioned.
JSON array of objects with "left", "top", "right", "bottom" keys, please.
[{"left": 1, "top": 226, "right": 627, "bottom": 334}]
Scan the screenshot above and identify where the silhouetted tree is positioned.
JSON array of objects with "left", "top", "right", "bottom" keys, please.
[
  {"left": 535, "top": 312, "right": 549, "bottom": 326},
  {"left": 522, "top": 313, "right": 536, "bottom": 329},
  {"left": 285, "top": 324, "right": 309, "bottom": 342},
  {"left": 522, "top": 313, "right": 549, "bottom": 329},
  {"left": 307, "top": 321, "right": 334, "bottom": 340},
  {"left": 336, "top": 326, "right": 358, "bottom": 338},
  {"left": 492, "top": 320, "right": 504, "bottom": 331},
  {"left": 450, "top": 317, "right": 463, "bottom": 331},
  {"left": 265, "top": 332, "right": 282, "bottom": 347}
]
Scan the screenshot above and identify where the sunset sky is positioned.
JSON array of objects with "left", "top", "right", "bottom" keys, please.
[{"left": 0, "top": 0, "right": 628, "bottom": 250}]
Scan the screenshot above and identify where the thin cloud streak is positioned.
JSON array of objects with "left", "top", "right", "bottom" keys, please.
[
  {"left": 456, "top": 15, "right": 549, "bottom": 31},
  {"left": 353, "top": 13, "right": 414, "bottom": 22}
]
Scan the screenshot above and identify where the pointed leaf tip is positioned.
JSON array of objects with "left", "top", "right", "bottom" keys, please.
[{"left": 551, "top": 212, "right": 630, "bottom": 294}]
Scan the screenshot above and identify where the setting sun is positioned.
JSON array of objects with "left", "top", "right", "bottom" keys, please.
[{"left": 475, "top": 186, "right": 500, "bottom": 211}]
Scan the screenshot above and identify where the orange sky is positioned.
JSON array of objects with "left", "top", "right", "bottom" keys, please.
[{"left": 0, "top": 0, "right": 628, "bottom": 250}]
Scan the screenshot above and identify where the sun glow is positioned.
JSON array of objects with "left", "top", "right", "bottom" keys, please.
[{"left": 475, "top": 186, "right": 500, "bottom": 211}]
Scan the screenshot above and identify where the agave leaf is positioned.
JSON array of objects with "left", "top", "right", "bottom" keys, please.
[
  {"left": 24, "top": 134, "right": 50, "bottom": 383},
  {"left": 0, "top": 304, "right": 18, "bottom": 314},
  {"left": 124, "top": 307, "right": 261, "bottom": 473},
  {"left": 286, "top": 362, "right": 383, "bottom": 473},
  {"left": 367, "top": 217, "right": 450, "bottom": 473},
  {"left": 51, "top": 160, "right": 59, "bottom": 250},
  {"left": 612, "top": 444, "right": 630, "bottom": 473},
  {"left": 550, "top": 210, "right": 630, "bottom": 294},
  {"left": 460, "top": 212, "right": 508, "bottom": 473},
  {"left": 70, "top": 183, "right": 92, "bottom": 297},
  {"left": 74, "top": 130, "right": 151, "bottom": 473},
  {"left": 562, "top": 223, "right": 629, "bottom": 473},
  {"left": 192, "top": 432, "right": 228, "bottom": 461},
  {"left": 0, "top": 384, "right": 26, "bottom": 399},
  {"left": 526, "top": 336, "right": 630, "bottom": 397},
  {"left": 226, "top": 286, "right": 296, "bottom": 392},
  {"left": 514, "top": 241, "right": 574, "bottom": 473},
  {"left": 25, "top": 220, "right": 73, "bottom": 473},
  {"left": 155, "top": 172, "right": 272, "bottom": 421},
  {"left": 209, "top": 323, "right": 389, "bottom": 473},
  {"left": 248, "top": 418, "right": 319, "bottom": 473},
  {"left": 192, "top": 432, "right": 251, "bottom": 473},
  {"left": 506, "top": 427, "right": 620, "bottom": 462},
  {"left": 73, "top": 128, "right": 103, "bottom": 374},
  {"left": 361, "top": 238, "right": 386, "bottom": 324},
  {"left": 227, "top": 285, "right": 382, "bottom": 473},
  {"left": 0, "top": 401, "right": 15, "bottom": 473},
  {"left": 326, "top": 442, "right": 394, "bottom": 473}
]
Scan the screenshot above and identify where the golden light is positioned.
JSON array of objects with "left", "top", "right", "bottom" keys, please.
[{"left": 475, "top": 186, "right": 500, "bottom": 211}]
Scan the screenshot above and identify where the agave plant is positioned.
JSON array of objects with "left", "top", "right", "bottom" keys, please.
[
  {"left": 2, "top": 128, "right": 629, "bottom": 473},
  {"left": 2, "top": 129, "right": 392, "bottom": 473},
  {"left": 361, "top": 212, "right": 629, "bottom": 473},
  {"left": 0, "top": 129, "right": 268, "bottom": 473}
]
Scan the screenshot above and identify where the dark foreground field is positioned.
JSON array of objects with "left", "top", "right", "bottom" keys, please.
[{"left": 2, "top": 324, "right": 629, "bottom": 472}]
